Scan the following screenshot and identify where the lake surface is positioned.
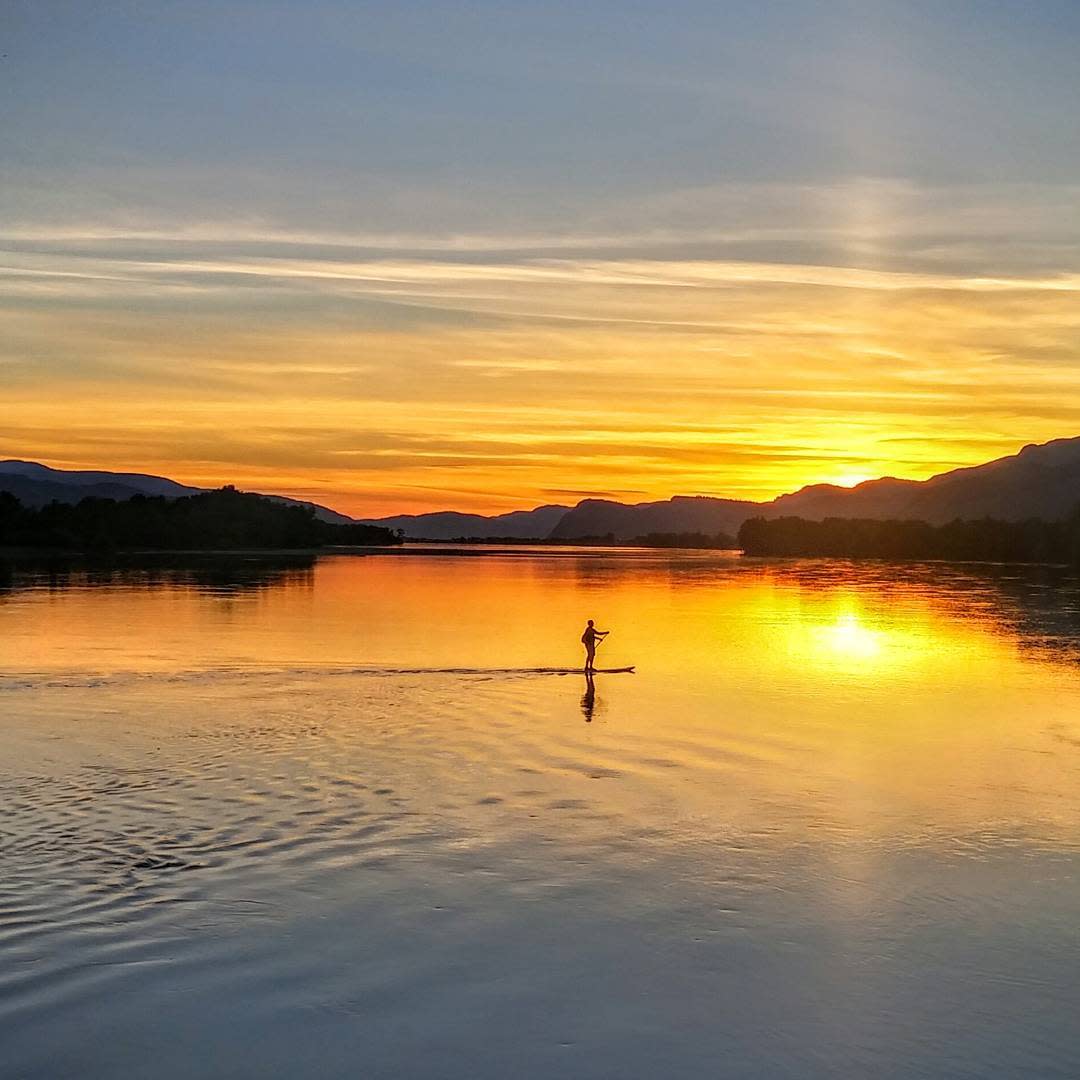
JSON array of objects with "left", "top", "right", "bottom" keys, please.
[{"left": 4, "top": 548, "right": 1080, "bottom": 1079}]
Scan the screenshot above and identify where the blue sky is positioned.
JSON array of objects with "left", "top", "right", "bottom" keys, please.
[{"left": 7, "top": 1, "right": 1079, "bottom": 248}]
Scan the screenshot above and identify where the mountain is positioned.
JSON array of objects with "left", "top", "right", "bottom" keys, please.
[
  {"left": 774, "top": 437, "right": 1080, "bottom": 524},
  {"left": 0, "top": 474, "right": 161, "bottom": 508},
  {"left": 0, "top": 460, "right": 355, "bottom": 525},
  {"left": 551, "top": 437, "right": 1080, "bottom": 539},
  {"left": 361, "top": 504, "right": 570, "bottom": 540},
  {"left": 548, "top": 495, "right": 756, "bottom": 541},
  {"left": 0, "top": 460, "right": 198, "bottom": 498},
  {"left": 259, "top": 495, "right": 354, "bottom": 526}
]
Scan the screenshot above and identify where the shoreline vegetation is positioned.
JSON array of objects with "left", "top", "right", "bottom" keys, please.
[
  {"left": 410, "top": 531, "right": 739, "bottom": 548},
  {"left": 0, "top": 488, "right": 401, "bottom": 552},
  {"left": 738, "top": 514, "right": 1080, "bottom": 565}
]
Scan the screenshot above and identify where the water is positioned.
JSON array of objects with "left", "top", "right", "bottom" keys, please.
[{"left": 3, "top": 548, "right": 1080, "bottom": 1079}]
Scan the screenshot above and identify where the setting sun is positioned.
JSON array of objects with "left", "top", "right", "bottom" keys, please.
[{"left": 825, "top": 473, "right": 878, "bottom": 490}]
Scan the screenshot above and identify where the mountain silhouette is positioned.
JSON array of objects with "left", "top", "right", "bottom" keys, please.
[
  {"left": 7, "top": 437, "right": 1080, "bottom": 541},
  {"left": 548, "top": 436, "right": 1080, "bottom": 537},
  {"left": 547, "top": 495, "right": 755, "bottom": 541},
  {"left": 772, "top": 438, "right": 1080, "bottom": 523},
  {"left": 357, "top": 504, "right": 571, "bottom": 540},
  {"left": 0, "top": 460, "right": 355, "bottom": 525},
  {"left": 360, "top": 437, "right": 1080, "bottom": 540},
  {"left": 548, "top": 437, "right": 1080, "bottom": 540},
  {"left": 0, "top": 460, "right": 199, "bottom": 498}
]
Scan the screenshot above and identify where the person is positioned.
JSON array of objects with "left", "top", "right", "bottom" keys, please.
[{"left": 580, "top": 619, "right": 609, "bottom": 672}]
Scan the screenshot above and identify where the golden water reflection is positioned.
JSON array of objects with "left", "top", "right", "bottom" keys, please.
[
  {"left": 4, "top": 549, "right": 1080, "bottom": 845},
  {"left": 4, "top": 549, "right": 1079, "bottom": 692}
]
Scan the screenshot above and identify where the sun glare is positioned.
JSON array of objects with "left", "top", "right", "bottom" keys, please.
[
  {"left": 828, "top": 472, "right": 876, "bottom": 489},
  {"left": 821, "top": 612, "right": 884, "bottom": 661}
]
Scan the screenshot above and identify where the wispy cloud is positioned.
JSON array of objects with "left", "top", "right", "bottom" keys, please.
[{"left": 3, "top": 188, "right": 1079, "bottom": 514}]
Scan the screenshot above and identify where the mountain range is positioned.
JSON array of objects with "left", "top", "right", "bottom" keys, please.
[
  {"left": 358, "top": 504, "right": 573, "bottom": 540},
  {"left": 5, "top": 436, "right": 1080, "bottom": 541},
  {"left": 364, "top": 436, "right": 1080, "bottom": 539},
  {"left": 0, "top": 461, "right": 355, "bottom": 525}
]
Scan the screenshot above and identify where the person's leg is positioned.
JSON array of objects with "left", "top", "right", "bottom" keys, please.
[{"left": 585, "top": 646, "right": 595, "bottom": 671}]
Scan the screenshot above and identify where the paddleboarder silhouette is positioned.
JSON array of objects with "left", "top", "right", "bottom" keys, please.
[{"left": 581, "top": 619, "right": 609, "bottom": 673}]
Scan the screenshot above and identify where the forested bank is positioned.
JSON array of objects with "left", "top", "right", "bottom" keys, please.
[
  {"left": 0, "top": 488, "right": 401, "bottom": 551},
  {"left": 738, "top": 514, "right": 1080, "bottom": 564}
]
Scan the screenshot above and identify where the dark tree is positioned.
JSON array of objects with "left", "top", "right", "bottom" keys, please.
[{"left": 738, "top": 512, "right": 1080, "bottom": 565}]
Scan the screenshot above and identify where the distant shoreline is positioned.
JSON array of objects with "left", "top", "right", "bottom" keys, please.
[
  {"left": 0, "top": 543, "right": 739, "bottom": 560},
  {"left": 3, "top": 544, "right": 1079, "bottom": 570},
  {"left": 0, "top": 545, "right": 390, "bottom": 559}
]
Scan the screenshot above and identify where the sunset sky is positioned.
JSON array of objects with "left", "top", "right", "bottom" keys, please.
[{"left": 4, "top": 2, "right": 1080, "bottom": 516}]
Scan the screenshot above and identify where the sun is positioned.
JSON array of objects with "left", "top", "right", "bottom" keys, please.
[{"left": 827, "top": 471, "right": 876, "bottom": 489}]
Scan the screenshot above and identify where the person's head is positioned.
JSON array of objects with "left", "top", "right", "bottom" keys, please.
[{"left": 587, "top": 619, "right": 594, "bottom": 627}]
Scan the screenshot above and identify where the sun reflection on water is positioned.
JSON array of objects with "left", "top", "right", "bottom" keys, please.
[{"left": 816, "top": 610, "right": 885, "bottom": 662}]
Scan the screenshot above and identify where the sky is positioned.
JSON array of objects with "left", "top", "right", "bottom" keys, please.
[{"left": 3, "top": 1, "right": 1080, "bottom": 516}]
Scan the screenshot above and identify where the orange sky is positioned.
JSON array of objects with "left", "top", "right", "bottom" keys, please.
[
  {"left": 5, "top": 8, "right": 1079, "bottom": 517},
  {"left": 6, "top": 247, "right": 1080, "bottom": 516}
]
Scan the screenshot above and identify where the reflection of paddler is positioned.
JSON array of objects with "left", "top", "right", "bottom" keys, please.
[
  {"left": 581, "top": 619, "right": 610, "bottom": 672},
  {"left": 581, "top": 671, "right": 596, "bottom": 722}
]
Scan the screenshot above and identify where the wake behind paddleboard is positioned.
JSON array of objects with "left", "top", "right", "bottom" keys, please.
[{"left": 340, "top": 665, "right": 636, "bottom": 677}]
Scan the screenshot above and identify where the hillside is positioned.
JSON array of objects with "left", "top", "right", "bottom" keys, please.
[
  {"left": 360, "top": 504, "right": 570, "bottom": 540},
  {"left": 0, "top": 488, "right": 399, "bottom": 551},
  {"left": 0, "top": 461, "right": 355, "bottom": 525},
  {"left": 552, "top": 437, "right": 1080, "bottom": 539},
  {"left": 548, "top": 496, "right": 757, "bottom": 541},
  {"left": 772, "top": 438, "right": 1080, "bottom": 524}
]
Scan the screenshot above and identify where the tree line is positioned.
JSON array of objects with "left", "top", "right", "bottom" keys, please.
[
  {"left": 0, "top": 488, "right": 401, "bottom": 551},
  {"left": 738, "top": 513, "right": 1080, "bottom": 564},
  {"left": 627, "top": 531, "right": 737, "bottom": 549},
  {"left": 425, "top": 531, "right": 738, "bottom": 548}
]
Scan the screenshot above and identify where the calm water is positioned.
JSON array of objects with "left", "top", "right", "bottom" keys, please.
[{"left": 4, "top": 548, "right": 1080, "bottom": 1079}]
